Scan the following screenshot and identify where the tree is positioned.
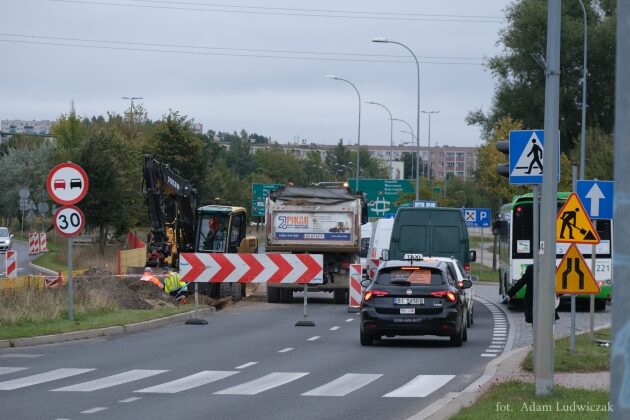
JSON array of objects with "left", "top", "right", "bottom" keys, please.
[
  {"left": 225, "top": 135, "right": 255, "bottom": 179},
  {"left": 325, "top": 139, "right": 353, "bottom": 174},
  {"left": 253, "top": 146, "right": 307, "bottom": 185},
  {"left": 468, "top": 0, "right": 616, "bottom": 156}
]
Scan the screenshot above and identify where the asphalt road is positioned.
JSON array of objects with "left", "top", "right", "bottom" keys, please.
[{"left": 0, "top": 294, "right": 506, "bottom": 420}]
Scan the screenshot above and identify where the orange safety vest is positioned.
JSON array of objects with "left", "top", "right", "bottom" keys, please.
[{"left": 141, "top": 272, "right": 164, "bottom": 289}]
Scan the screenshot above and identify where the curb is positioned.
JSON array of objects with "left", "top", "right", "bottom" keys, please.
[
  {"left": 29, "top": 262, "right": 57, "bottom": 276},
  {"left": 0, "top": 307, "right": 215, "bottom": 349}
]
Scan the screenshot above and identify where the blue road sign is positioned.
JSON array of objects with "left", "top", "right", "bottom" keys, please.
[
  {"left": 463, "top": 208, "right": 491, "bottom": 227},
  {"left": 509, "top": 130, "right": 559, "bottom": 185},
  {"left": 576, "top": 180, "right": 614, "bottom": 219}
]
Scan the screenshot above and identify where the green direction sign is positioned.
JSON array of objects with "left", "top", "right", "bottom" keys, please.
[
  {"left": 349, "top": 179, "right": 415, "bottom": 218},
  {"left": 251, "top": 183, "right": 283, "bottom": 217}
]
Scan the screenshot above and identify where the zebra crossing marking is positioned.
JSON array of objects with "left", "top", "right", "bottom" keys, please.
[
  {"left": 214, "top": 372, "right": 308, "bottom": 395},
  {"left": 302, "top": 373, "right": 382, "bottom": 397},
  {"left": 52, "top": 369, "right": 168, "bottom": 392},
  {"left": 0, "top": 368, "right": 94, "bottom": 390},
  {"left": 81, "top": 407, "right": 108, "bottom": 414},
  {"left": 383, "top": 375, "right": 455, "bottom": 398},
  {"left": 0, "top": 367, "right": 27, "bottom": 376},
  {"left": 135, "top": 371, "right": 239, "bottom": 394}
]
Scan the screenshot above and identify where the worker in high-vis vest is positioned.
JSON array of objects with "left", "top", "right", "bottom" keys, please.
[
  {"left": 141, "top": 267, "right": 163, "bottom": 289},
  {"left": 164, "top": 268, "right": 187, "bottom": 303}
]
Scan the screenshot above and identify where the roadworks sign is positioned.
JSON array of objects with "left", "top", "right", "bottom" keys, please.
[
  {"left": 555, "top": 244, "right": 600, "bottom": 294},
  {"left": 556, "top": 193, "right": 600, "bottom": 244}
]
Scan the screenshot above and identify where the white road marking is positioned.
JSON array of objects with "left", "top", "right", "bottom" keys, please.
[
  {"left": 81, "top": 407, "right": 108, "bottom": 414},
  {"left": 345, "top": 318, "right": 354, "bottom": 322},
  {"left": 481, "top": 354, "right": 497, "bottom": 357},
  {"left": 0, "top": 367, "right": 27, "bottom": 375},
  {"left": 383, "top": 375, "right": 454, "bottom": 398},
  {"left": 236, "top": 362, "right": 258, "bottom": 369},
  {"left": 489, "top": 345, "right": 504, "bottom": 349},
  {"left": 484, "top": 349, "right": 501, "bottom": 353},
  {"left": 52, "top": 369, "right": 167, "bottom": 392},
  {"left": 278, "top": 348, "right": 294, "bottom": 353},
  {"left": 118, "top": 397, "right": 142, "bottom": 403},
  {"left": 302, "top": 373, "right": 382, "bottom": 396},
  {"left": 214, "top": 372, "right": 308, "bottom": 395},
  {"left": 135, "top": 371, "right": 239, "bottom": 394},
  {"left": 0, "top": 368, "right": 94, "bottom": 390},
  {"left": 493, "top": 333, "right": 507, "bottom": 337},
  {"left": 0, "top": 354, "right": 44, "bottom": 358},
  {"left": 307, "top": 336, "right": 320, "bottom": 341},
  {"left": 330, "top": 326, "right": 340, "bottom": 331}
]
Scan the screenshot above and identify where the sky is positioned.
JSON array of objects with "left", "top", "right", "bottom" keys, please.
[{"left": 0, "top": 0, "right": 514, "bottom": 148}]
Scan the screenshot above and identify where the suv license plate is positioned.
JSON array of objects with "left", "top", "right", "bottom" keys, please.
[
  {"left": 394, "top": 297, "right": 424, "bottom": 305},
  {"left": 400, "top": 308, "right": 415, "bottom": 314}
]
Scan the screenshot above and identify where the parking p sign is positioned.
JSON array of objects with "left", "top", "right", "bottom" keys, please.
[{"left": 463, "top": 208, "right": 491, "bottom": 228}]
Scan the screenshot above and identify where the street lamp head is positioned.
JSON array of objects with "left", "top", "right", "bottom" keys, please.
[
  {"left": 325, "top": 74, "right": 339, "bottom": 80},
  {"left": 372, "top": 37, "right": 389, "bottom": 43}
]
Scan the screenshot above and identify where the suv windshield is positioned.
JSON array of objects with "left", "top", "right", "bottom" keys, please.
[
  {"left": 0, "top": 228, "right": 8, "bottom": 236},
  {"left": 375, "top": 267, "right": 445, "bottom": 286}
]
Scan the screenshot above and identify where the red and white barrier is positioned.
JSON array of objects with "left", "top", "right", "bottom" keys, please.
[
  {"left": 179, "top": 253, "right": 323, "bottom": 284},
  {"left": 28, "top": 233, "right": 40, "bottom": 255},
  {"left": 44, "top": 272, "right": 63, "bottom": 288},
  {"left": 39, "top": 232, "right": 48, "bottom": 252},
  {"left": 367, "top": 258, "right": 380, "bottom": 281},
  {"left": 348, "top": 263, "right": 362, "bottom": 312},
  {"left": 5, "top": 250, "right": 17, "bottom": 278}
]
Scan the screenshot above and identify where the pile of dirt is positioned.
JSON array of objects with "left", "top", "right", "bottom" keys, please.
[{"left": 72, "top": 267, "right": 175, "bottom": 310}]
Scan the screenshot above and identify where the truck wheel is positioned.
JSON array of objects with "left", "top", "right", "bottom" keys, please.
[
  {"left": 279, "top": 288, "right": 293, "bottom": 303},
  {"left": 333, "top": 289, "right": 347, "bottom": 304},
  {"left": 267, "top": 285, "right": 279, "bottom": 303},
  {"left": 219, "top": 283, "right": 231, "bottom": 299},
  {"left": 231, "top": 283, "right": 242, "bottom": 302}
]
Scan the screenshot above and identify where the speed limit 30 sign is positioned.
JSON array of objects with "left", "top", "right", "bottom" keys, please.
[{"left": 53, "top": 206, "right": 85, "bottom": 237}]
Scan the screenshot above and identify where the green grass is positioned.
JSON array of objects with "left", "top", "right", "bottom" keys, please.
[
  {"left": 469, "top": 262, "right": 498, "bottom": 282},
  {"left": 0, "top": 305, "right": 196, "bottom": 340},
  {"left": 452, "top": 381, "right": 610, "bottom": 419},
  {"left": 522, "top": 328, "right": 611, "bottom": 372}
]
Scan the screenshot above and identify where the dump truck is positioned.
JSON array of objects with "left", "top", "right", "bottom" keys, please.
[{"left": 265, "top": 186, "right": 367, "bottom": 303}]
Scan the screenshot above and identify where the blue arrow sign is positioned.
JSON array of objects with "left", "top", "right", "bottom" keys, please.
[
  {"left": 576, "top": 180, "right": 614, "bottom": 219},
  {"left": 462, "top": 208, "right": 491, "bottom": 227}
]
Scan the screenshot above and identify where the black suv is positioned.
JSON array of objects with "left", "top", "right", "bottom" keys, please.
[{"left": 360, "top": 258, "right": 471, "bottom": 347}]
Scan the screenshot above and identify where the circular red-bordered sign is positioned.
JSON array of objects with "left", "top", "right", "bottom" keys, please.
[
  {"left": 46, "top": 162, "right": 89, "bottom": 206},
  {"left": 53, "top": 206, "right": 86, "bottom": 237}
]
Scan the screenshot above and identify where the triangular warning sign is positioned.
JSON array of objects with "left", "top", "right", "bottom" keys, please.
[
  {"left": 556, "top": 192, "right": 600, "bottom": 244},
  {"left": 555, "top": 244, "right": 600, "bottom": 294},
  {"left": 511, "top": 132, "right": 544, "bottom": 177}
]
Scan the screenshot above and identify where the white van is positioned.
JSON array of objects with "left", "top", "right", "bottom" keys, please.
[
  {"left": 366, "top": 218, "right": 394, "bottom": 280},
  {"left": 359, "top": 222, "right": 373, "bottom": 275}
]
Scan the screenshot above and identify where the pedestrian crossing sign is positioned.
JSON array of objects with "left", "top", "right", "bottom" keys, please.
[
  {"left": 508, "top": 130, "right": 559, "bottom": 185},
  {"left": 555, "top": 244, "right": 600, "bottom": 294},
  {"left": 556, "top": 192, "right": 600, "bottom": 244}
]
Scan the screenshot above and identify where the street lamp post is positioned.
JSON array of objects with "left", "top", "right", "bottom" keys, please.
[
  {"left": 373, "top": 38, "right": 421, "bottom": 201},
  {"left": 326, "top": 75, "right": 362, "bottom": 192},
  {"left": 421, "top": 110, "right": 439, "bottom": 182},
  {"left": 122, "top": 96, "right": 143, "bottom": 113},
  {"left": 399, "top": 130, "right": 416, "bottom": 180},
  {"left": 577, "top": 0, "right": 588, "bottom": 180},
  {"left": 366, "top": 101, "right": 394, "bottom": 179},
  {"left": 394, "top": 118, "right": 417, "bottom": 181}
]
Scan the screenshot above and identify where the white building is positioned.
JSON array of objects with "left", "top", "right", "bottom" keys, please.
[{"left": 1, "top": 119, "right": 52, "bottom": 135}]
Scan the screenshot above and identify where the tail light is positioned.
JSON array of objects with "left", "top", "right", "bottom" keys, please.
[
  {"left": 463, "top": 263, "right": 470, "bottom": 273},
  {"left": 431, "top": 290, "right": 457, "bottom": 302},
  {"left": 363, "top": 290, "right": 389, "bottom": 302},
  {"left": 458, "top": 281, "right": 464, "bottom": 288}
]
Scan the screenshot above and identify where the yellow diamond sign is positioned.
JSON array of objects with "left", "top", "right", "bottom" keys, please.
[
  {"left": 555, "top": 244, "right": 600, "bottom": 294},
  {"left": 556, "top": 192, "right": 600, "bottom": 244}
]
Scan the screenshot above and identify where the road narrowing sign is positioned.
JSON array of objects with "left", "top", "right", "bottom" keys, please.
[
  {"left": 46, "top": 162, "right": 89, "bottom": 206},
  {"left": 555, "top": 193, "right": 600, "bottom": 244},
  {"left": 53, "top": 206, "right": 86, "bottom": 237},
  {"left": 555, "top": 244, "right": 600, "bottom": 294}
]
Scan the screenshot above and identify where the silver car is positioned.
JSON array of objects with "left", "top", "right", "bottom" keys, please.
[
  {"left": 427, "top": 257, "right": 477, "bottom": 327},
  {"left": 0, "top": 227, "right": 13, "bottom": 252}
]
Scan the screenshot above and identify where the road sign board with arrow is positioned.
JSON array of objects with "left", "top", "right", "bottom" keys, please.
[{"left": 576, "top": 180, "right": 614, "bottom": 220}]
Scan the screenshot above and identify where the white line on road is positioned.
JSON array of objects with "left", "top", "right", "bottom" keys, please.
[
  {"left": 52, "top": 369, "right": 168, "bottom": 392},
  {"left": 489, "top": 345, "right": 504, "bottom": 349},
  {"left": 302, "top": 373, "right": 382, "bottom": 396},
  {"left": 135, "top": 371, "right": 239, "bottom": 394},
  {"left": 0, "top": 354, "right": 44, "bottom": 358},
  {"left": 0, "top": 367, "right": 27, "bottom": 375},
  {"left": 345, "top": 318, "right": 354, "bottom": 322},
  {"left": 0, "top": 368, "right": 94, "bottom": 390},
  {"left": 81, "top": 407, "right": 108, "bottom": 414},
  {"left": 118, "top": 397, "right": 142, "bottom": 403},
  {"left": 307, "top": 336, "right": 320, "bottom": 341},
  {"left": 383, "top": 375, "right": 454, "bottom": 398},
  {"left": 484, "top": 349, "right": 501, "bottom": 353},
  {"left": 236, "top": 362, "right": 258, "bottom": 369},
  {"left": 278, "top": 348, "right": 294, "bottom": 353},
  {"left": 481, "top": 354, "right": 497, "bottom": 357},
  {"left": 330, "top": 326, "right": 340, "bottom": 331},
  {"left": 214, "top": 372, "right": 309, "bottom": 395}
]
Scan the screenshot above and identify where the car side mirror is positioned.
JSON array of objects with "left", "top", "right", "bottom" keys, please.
[
  {"left": 10, "top": 234, "right": 14, "bottom": 238},
  {"left": 461, "top": 279, "right": 472, "bottom": 289},
  {"left": 469, "top": 250, "right": 477, "bottom": 262},
  {"left": 381, "top": 249, "right": 389, "bottom": 261},
  {"left": 468, "top": 274, "right": 479, "bottom": 282},
  {"left": 360, "top": 279, "right": 371, "bottom": 288}
]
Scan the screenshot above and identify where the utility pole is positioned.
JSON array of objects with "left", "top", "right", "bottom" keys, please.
[
  {"left": 122, "top": 96, "right": 143, "bottom": 113},
  {"left": 611, "top": 0, "right": 630, "bottom": 417},
  {"left": 536, "top": 0, "right": 561, "bottom": 396}
]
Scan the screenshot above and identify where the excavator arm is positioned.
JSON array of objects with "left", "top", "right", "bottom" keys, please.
[{"left": 143, "top": 154, "right": 198, "bottom": 266}]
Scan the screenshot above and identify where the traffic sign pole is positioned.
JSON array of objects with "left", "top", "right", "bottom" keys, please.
[{"left": 68, "top": 237, "right": 73, "bottom": 321}]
